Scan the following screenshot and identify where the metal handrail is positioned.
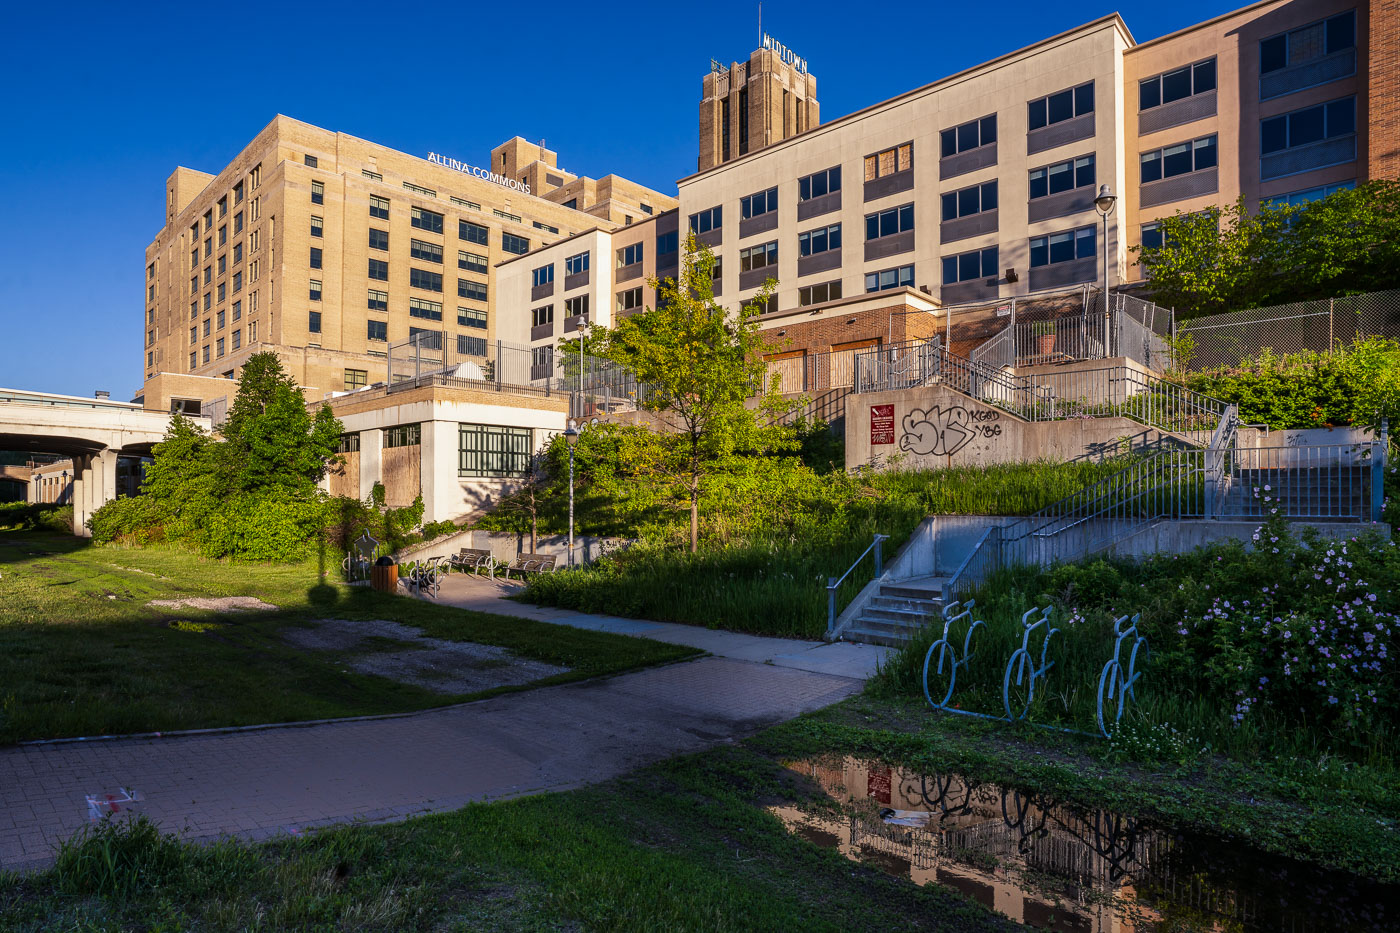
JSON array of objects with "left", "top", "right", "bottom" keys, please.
[
  {"left": 942, "top": 525, "right": 1001, "bottom": 604},
  {"left": 827, "top": 533, "right": 888, "bottom": 632}
]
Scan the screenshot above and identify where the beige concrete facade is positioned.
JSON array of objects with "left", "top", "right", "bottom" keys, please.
[{"left": 140, "top": 116, "right": 675, "bottom": 413}]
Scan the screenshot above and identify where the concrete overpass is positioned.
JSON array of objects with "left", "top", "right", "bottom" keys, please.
[{"left": 0, "top": 388, "right": 212, "bottom": 535}]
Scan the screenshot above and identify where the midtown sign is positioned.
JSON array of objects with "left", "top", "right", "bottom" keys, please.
[
  {"left": 426, "top": 152, "right": 531, "bottom": 194},
  {"left": 761, "top": 32, "right": 807, "bottom": 74}
]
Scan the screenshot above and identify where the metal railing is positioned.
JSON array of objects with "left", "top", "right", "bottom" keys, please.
[
  {"left": 826, "top": 534, "right": 887, "bottom": 632},
  {"left": 942, "top": 525, "right": 1002, "bottom": 605},
  {"left": 1224, "top": 440, "right": 1383, "bottom": 522},
  {"left": 852, "top": 337, "right": 943, "bottom": 394},
  {"left": 965, "top": 292, "right": 1174, "bottom": 373}
]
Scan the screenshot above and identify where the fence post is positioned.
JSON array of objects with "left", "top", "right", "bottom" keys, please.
[
  {"left": 827, "top": 579, "right": 838, "bottom": 634},
  {"left": 1373, "top": 419, "right": 1388, "bottom": 523},
  {"left": 1329, "top": 297, "right": 1335, "bottom": 352},
  {"left": 874, "top": 535, "right": 884, "bottom": 577},
  {"left": 495, "top": 340, "right": 503, "bottom": 391}
]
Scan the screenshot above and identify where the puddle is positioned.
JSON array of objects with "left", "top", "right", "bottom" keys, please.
[{"left": 772, "top": 756, "right": 1397, "bottom": 932}]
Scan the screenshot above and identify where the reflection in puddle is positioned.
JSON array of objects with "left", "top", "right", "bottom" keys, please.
[{"left": 771, "top": 756, "right": 1396, "bottom": 932}]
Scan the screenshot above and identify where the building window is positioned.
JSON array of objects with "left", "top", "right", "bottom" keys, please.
[
  {"left": 368, "top": 320, "right": 387, "bottom": 341},
  {"left": 190, "top": 352, "right": 197, "bottom": 370},
  {"left": 1141, "top": 136, "right": 1218, "bottom": 183},
  {"left": 204, "top": 292, "right": 212, "bottom": 311},
  {"left": 942, "top": 246, "right": 999, "bottom": 284},
  {"left": 688, "top": 206, "right": 722, "bottom": 234},
  {"left": 232, "top": 299, "right": 241, "bottom": 320},
  {"left": 739, "top": 240, "right": 777, "bottom": 272},
  {"left": 1261, "top": 11, "right": 1355, "bottom": 74},
  {"left": 189, "top": 326, "right": 197, "bottom": 344},
  {"left": 1265, "top": 179, "right": 1355, "bottom": 207},
  {"left": 370, "top": 196, "right": 390, "bottom": 220},
  {"left": 531, "top": 345, "right": 554, "bottom": 376},
  {"left": 865, "top": 203, "right": 914, "bottom": 240},
  {"left": 461, "top": 221, "right": 489, "bottom": 245},
  {"left": 411, "top": 239, "right": 444, "bottom": 263},
  {"left": 217, "top": 282, "right": 226, "bottom": 302},
  {"left": 1028, "top": 81, "right": 1094, "bottom": 131},
  {"left": 368, "top": 288, "right": 389, "bottom": 311},
  {"left": 408, "top": 327, "right": 443, "bottom": 351},
  {"left": 409, "top": 297, "right": 443, "bottom": 321},
  {"left": 459, "top": 424, "right": 532, "bottom": 477},
  {"left": 450, "top": 195, "right": 480, "bottom": 209},
  {"left": 369, "top": 228, "right": 389, "bottom": 250},
  {"left": 459, "top": 251, "right": 488, "bottom": 273},
  {"left": 798, "top": 223, "right": 841, "bottom": 256},
  {"left": 1140, "top": 59, "right": 1216, "bottom": 111},
  {"left": 531, "top": 305, "right": 554, "bottom": 327},
  {"left": 190, "top": 300, "right": 197, "bottom": 320},
  {"left": 798, "top": 166, "right": 842, "bottom": 201},
  {"left": 304, "top": 154, "right": 318, "bottom": 168},
  {"left": 457, "top": 334, "right": 488, "bottom": 356},
  {"left": 532, "top": 264, "right": 555, "bottom": 287},
  {"left": 459, "top": 279, "right": 488, "bottom": 301},
  {"left": 249, "top": 320, "right": 257, "bottom": 340},
  {"left": 385, "top": 424, "right": 421, "bottom": 448},
  {"left": 309, "top": 279, "right": 322, "bottom": 301},
  {"left": 864, "top": 143, "right": 912, "bottom": 182},
  {"left": 940, "top": 115, "right": 996, "bottom": 157},
  {"left": 369, "top": 258, "right": 389, "bottom": 281},
  {"left": 311, "top": 180, "right": 324, "bottom": 204},
  {"left": 250, "top": 229, "right": 260, "bottom": 251},
  {"left": 502, "top": 233, "right": 530, "bottom": 254},
  {"left": 865, "top": 264, "right": 914, "bottom": 292},
  {"left": 218, "top": 225, "right": 227, "bottom": 246},
  {"left": 1140, "top": 222, "right": 1167, "bottom": 251},
  {"left": 1030, "top": 155, "right": 1095, "bottom": 200},
  {"left": 941, "top": 181, "right": 998, "bottom": 220},
  {"left": 1261, "top": 97, "right": 1355, "bottom": 156},
  {"left": 203, "top": 345, "right": 210, "bottom": 364},
  {"left": 1031, "top": 225, "right": 1095, "bottom": 267},
  {"left": 363, "top": 169, "right": 383, "bottom": 181},
  {"left": 741, "top": 187, "right": 778, "bottom": 219},
  {"left": 310, "top": 247, "right": 323, "bottom": 269},
  {"left": 410, "top": 268, "right": 443, "bottom": 292},
  {"left": 217, "top": 337, "right": 225, "bottom": 357},
  {"left": 204, "top": 209, "right": 213, "bottom": 231},
  {"left": 306, "top": 311, "right": 322, "bottom": 335},
  {"left": 533, "top": 221, "right": 560, "bottom": 234},
  {"left": 310, "top": 215, "right": 323, "bottom": 238},
  {"left": 617, "top": 243, "right": 644, "bottom": 267},
  {"left": 617, "top": 287, "right": 644, "bottom": 312},
  {"left": 562, "top": 198, "right": 578, "bottom": 210},
  {"left": 565, "top": 294, "right": 589, "bottom": 319},
  {"left": 250, "top": 197, "right": 260, "bottom": 221},
  {"left": 494, "top": 208, "right": 522, "bottom": 223},
  {"left": 216, "top": 309, "right": 225, "bottom": 329},
  {"left": 233, "top": 242, "right": 243, "bottom": 264},
  {"left": 459, "top": 307, "right": 487, "bottom": 329},
  {"left": 411, "top": 206, "right": 444, "bottom": 234},
  {"left": 232, "top": 330, "right": 241, "bottom": 350},
  {"left": 565, "top": 252, "right": 590, "bottom": 275},
  {"left": 656, "top": 232, "right": 678, "bottom": 256},
  {"left": 190, "top": 248, "right": 199, "bottom": 269},
  {"left": 234, "top": 181, "right": 244, "bottom": 203},
  {"left": 233, "top": 271, "right": 242, "bottom": 292},
  {"left": 234, "top": 211, "right": 244, "bottom": 234},
  {"left": 216, "top": 255, "right": 227, "bottom": 276},
  {"left": 249, "top": 258, "right": 259, "bottom": 282},
  {"left": 204, "top": 239, "right": 212, "bottom": 259},
  {"left": 798, "top": 280, "right": 843, "bottom": 305},
  {"left": 338, "top": 433, "right": 361, "bottom": 453},
  {"left": 404, "top": 181, "right": 437, "bottom": 197}
]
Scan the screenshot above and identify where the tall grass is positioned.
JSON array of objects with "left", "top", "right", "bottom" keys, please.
[{"left": 519, "top": 459, "right": 1134, "bottom": 637}]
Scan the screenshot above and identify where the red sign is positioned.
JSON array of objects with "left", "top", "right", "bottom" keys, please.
[
  {"left": 871, "top": 405, "right": 895, "bottom": 445},
  {"left": 867, "top": 765, "right": 892, "bottom": 804}
]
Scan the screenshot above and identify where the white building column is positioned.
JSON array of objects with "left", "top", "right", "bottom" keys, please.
[
  {"left": 359, "top": 428, "right": 383, "bottom": 501},
  {"left": 420, "top": 420, "right": 460, "bottom": 524},
  {"left": 96, "top": 449, "right": 118, "bottom": 508},
  {"left": 72, "top": 454, "right": 94, "bottom": 537}
]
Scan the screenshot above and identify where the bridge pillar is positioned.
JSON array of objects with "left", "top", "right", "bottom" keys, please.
[{"left": 72, "top": 454, "right": 93, "bottom": 536}]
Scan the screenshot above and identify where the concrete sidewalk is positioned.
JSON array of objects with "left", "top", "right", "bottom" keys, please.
[{"left": 0, "top": 576, "right": 887, "bottom": 872}]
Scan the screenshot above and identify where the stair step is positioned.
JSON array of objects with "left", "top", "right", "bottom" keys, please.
[
  {"left": 842, "top": 626, "right": 915, "bottom": 648},
  {"left": 868, "top": 595, "right": 942, "bottom": 612},
  {"left": 880, "top": 584, "right": 945, "bottom": 600},
  {"left": 862, "top": 606, "right": 938, "bottom": 624}
]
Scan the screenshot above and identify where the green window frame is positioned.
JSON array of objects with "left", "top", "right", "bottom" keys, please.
[{"left": 458, "top": 424, "right": 532, "bottom": 477}]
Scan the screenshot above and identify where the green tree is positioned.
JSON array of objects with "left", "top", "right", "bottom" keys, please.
[
  {"left": 580, "top": 237, "right": 798, "bottom": 551},
  {"left": 218, "top": 352, "right": 342, "bottom": 494},
  {"left": 1134, "top": 181, "right": 1400, "bottom": 316}
]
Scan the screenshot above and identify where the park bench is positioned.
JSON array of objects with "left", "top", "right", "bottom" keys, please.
[
  {"left": 503, "top": 553, "right": 556, "bottom": 579},
  {"left": 451, "top": 547, "right": 496, "bottom": 579}
]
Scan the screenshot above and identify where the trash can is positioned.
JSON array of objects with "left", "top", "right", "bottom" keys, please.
[{"left": 371, "top": 555, "right": 398, "bottom": 593}]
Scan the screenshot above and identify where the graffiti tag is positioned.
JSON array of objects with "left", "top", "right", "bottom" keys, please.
[{"left": 899, "top": 406, "right": 1000, "bottom": 457}]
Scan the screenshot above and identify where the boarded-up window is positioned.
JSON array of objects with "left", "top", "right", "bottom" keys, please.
[
  {"left": 864, "top": 155, "right": 877, "bottom": 181},
  {"left": 829, "top": 339, "right": 879, "bottom": 389},
  {"left": 765, "top": 351, "right": 805, "bottom": 393}
]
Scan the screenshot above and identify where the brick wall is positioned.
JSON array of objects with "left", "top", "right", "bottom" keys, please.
[{"left": 1370, "top": 0, "right": 1400, "bottom": 179}]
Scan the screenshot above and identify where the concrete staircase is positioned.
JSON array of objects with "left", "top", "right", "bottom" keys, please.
[{"left": 841, "top": 576, "right": 947, "bottom": 647}]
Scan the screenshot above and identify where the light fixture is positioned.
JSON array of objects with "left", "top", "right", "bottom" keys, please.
[
  {"left": 846, "top": 317, "right": 857, "bottom": 325},
  {"left": 1094, "top": 184, "right": 1117, "bottom": 215}
]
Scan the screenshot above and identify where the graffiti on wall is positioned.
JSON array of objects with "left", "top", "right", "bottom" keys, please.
[{"left": 899, "top": 406, "right": 1001, "bottom": 457}]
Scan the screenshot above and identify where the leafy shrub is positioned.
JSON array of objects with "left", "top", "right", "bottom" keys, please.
[
  {"left": 198, "top": 494, "right": 332, "bottom": 561},
  {"left": 89, "top": 496, "right": 164, "bottom": 544},
  {"left": 420, "top": 519, "right": 460, "bottom": 540},
  {"left": 0, "top": 502, "right": 74, "bottom": 533}
]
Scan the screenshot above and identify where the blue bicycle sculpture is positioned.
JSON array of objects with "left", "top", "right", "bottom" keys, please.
[
  {"left": 1002, "top": 606, "right": 1059, "bottom": 721},
  {"left": 922, "top": 601, "right": 985, "bottom": 714},
  {"left": 1096, "top": 614, "right": 1149, "bottom": 738}
]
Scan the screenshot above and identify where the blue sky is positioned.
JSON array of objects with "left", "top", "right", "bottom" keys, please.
[{"left": 0, "top": 0, "right": 1232, "bottom": 399}]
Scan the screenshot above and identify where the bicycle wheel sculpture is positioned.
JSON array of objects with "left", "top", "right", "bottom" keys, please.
[
  {"left": 1003, "top": 606, "right": 1058, "bottom": 721},
  {"left": 1096, "top": 613, "right": 1148, "bottom": 738},
  {"left": 922, "top": 600, "right": 985, "bottom": 713}
]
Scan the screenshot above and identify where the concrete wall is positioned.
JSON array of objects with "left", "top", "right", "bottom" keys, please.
[
  {"left": 846, "top": 384, "right": 1174, "bottom": 471},
  {"left": 398, "top": 527, "right": 627, "bottom": 566}
]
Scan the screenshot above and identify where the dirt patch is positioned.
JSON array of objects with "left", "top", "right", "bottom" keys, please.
[
  {"left": 148, "top": 596, "right": 278, "bottom": 612},
  {"left": 283, "top": 618, "right": 570, "bottom": 694}
]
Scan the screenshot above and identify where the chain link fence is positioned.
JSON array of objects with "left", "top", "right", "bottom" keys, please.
[{"left": 1176, "top": 289, "right": 1400, "bottom": 371}]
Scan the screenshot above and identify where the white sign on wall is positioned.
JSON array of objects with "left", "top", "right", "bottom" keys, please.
[
  {"left": 426, "top": 152, "right": 532, "bottom": 195},
  {"left": 761, "top": 33, "right": 807, "bottom": 74}
]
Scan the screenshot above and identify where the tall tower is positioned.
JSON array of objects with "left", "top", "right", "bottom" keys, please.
[{"left": 698, "top": 35, "right": 819, "bottom": 172}]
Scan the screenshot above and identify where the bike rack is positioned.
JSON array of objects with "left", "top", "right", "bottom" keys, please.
[
  {"left": 1003, "top": 606, "right": 1058, "bottom": 721},
  {"left": 922, "top": 601, "right": 985, "bottom": 715},
  {"left": 1096, "top": 613, "right": 1148, "bottom": 738}
]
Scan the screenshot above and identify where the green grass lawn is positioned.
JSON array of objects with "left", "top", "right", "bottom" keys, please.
[{"left": 0, "top": 530, "right": 697, "bottom": 745}]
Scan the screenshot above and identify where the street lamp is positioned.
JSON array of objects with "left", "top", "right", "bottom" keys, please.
[
  {"left": 564, "top": 420, "right": 579, "bottom": 567},
  {"left": 1094, "top": 184, "right": 1118, "bottom": 357}
]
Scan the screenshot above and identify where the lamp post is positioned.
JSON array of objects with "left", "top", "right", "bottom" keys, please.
[
  {"left": 1094, "top": 184, "right": 1118, "bottom": 358},
  {"left": 564, "top": 420, "right": 579, "bottom": 567}
]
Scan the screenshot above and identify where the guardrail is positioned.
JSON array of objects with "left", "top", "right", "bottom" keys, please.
[
  {"left": 826, "top": 534, "right": 888, "bottom": 634},
  {"left": 942, "top": 525, "right": 1001, "bottom": 605}
]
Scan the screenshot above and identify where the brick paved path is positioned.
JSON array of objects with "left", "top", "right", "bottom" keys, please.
[{"left": 0, "top": 654, "right": 861, "bottom": 872}]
